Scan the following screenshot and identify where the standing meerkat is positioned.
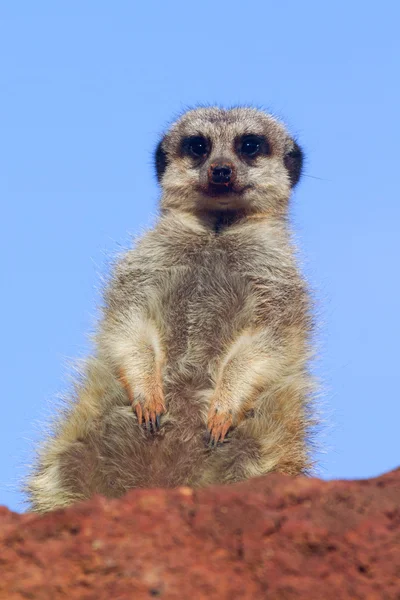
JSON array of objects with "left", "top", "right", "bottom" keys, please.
[{"left": 27, "top": 107, "right": 315, "bottom": 512}]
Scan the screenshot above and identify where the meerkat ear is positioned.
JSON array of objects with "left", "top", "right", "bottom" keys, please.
[
  {"left": 154, "top": 138, "right": 168, "bottom": 183},
  {"left": 284, "top": 141, "right": 303, "bottom": 187}
]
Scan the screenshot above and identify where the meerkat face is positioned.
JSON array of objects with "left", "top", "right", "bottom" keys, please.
[{"left": 155, "top": 107, "right": 303, "bottom": 217}]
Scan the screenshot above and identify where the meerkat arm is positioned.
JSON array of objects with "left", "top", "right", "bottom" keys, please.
[
  {"left": 207, "top": 329, "right": 285, "bottom": 444},
  {"left": 100, "top": 313, "right": 166, "bottom": 429}
]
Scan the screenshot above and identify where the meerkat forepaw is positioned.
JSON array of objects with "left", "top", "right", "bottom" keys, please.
[
  {"left": 133, "top": 389, "right": 166, "bottom": 432},
  {"left": 207, "top": 407, "right": 233, "bottom": 446},
  {"left": 118, "top": 368, "right": 166, "bottom": 432}
]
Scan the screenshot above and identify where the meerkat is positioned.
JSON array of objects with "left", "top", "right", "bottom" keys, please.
[{"left": 26, "top": 107, "right": 315, "bottom": 513}]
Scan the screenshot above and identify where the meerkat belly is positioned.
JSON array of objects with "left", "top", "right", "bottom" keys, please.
[{"left": 161, "top": 262, "right": 253, "bottom": 371}]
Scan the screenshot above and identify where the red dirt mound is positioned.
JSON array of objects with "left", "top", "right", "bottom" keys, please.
[{"left": 1, "top": 469, "right": 399, "bottom": 599}]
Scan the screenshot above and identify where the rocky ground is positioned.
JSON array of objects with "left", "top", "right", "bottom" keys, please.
[{"left": 0, "top": 468, "right": 399, "bottom": 599}]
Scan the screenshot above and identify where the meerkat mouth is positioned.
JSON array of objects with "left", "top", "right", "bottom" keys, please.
[
  {"left": 199, "top": 183, "right": 252, "bottom": 199},
  {"left": 207, "top": 184, "right": 234, "bottom": 197}
]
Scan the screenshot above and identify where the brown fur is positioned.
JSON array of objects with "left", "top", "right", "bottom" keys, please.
[{"left": 26, "top": 107, "right": 315, "bottom": 512}]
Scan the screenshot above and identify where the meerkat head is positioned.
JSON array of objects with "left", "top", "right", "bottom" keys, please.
[{"left": 155, "top": 107, "right": 303, "bottom": 219}]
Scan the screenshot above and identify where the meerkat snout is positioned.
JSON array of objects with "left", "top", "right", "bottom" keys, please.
[
  {"left": 208, "top": 161, "right": 236, "bottom": 194},
  {"left": 209, "top": 163, "right": 234, "bottom": 186}
]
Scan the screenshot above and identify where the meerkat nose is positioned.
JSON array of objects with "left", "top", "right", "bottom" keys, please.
[{"left": 210, "top": 164, "right": 233, "bottom": 185}]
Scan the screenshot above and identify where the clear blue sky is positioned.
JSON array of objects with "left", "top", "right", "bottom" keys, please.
[{"left": 1, "top": 2, "right": 399, "bottom": 512}]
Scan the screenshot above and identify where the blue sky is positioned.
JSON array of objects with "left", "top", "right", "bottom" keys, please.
[{"left": 1, "top": 2, "right": 399, "bottom": 512}]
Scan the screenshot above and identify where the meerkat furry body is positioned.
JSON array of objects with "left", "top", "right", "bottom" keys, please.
[{"left": 27, "top": 107, "right": 314, "bottom": 512}]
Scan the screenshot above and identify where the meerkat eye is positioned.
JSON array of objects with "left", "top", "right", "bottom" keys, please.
[
  {"left": 239, "top": 135, "right": 269, "bottom": 158},
  {"left": 183, "top": 136, "right": 209, "bottom": 158}
]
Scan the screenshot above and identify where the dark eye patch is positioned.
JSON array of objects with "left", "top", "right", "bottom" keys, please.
[
  {"left": 284, "top": 141, "right": 303, "bottom": 187},
  {"left": 237, "top": 135, "right": 270, "bottom": 159},
  {"left": 181, "top": 136, "right": 210, "bottom": 159},
  {"left": 155, "top": 139, "right": 168, "bottom": 182}
]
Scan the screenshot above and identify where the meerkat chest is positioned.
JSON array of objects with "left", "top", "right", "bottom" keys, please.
[
  {"left": 158, "top": 245, "right": 264, "bottom": 363},
  {"left": 124, "top": 230, "right": 297, "bottom": 362}
]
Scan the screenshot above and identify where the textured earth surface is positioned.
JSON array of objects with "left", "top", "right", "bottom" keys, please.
[{"left": 0, "top": 468, "right": 399, "bottom": 599}]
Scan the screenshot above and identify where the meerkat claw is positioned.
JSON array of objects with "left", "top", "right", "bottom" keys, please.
[
  {"left": 149, "top": 411, "right": 156, "bottom": 430},
  {"left": 133, "top": 395, "right": 165, "bottom": 432},
  {"left": 207, "top": 410, "right": 233, "bottom": 447},
  {"left": 219, "top": 421, "right": 231, "bottom": 443},
  {"left": 134, "top": 403, "right": 143, "bottom": 426}
]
